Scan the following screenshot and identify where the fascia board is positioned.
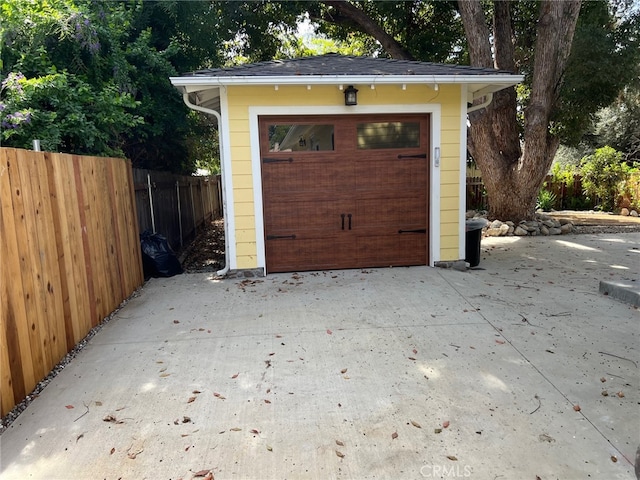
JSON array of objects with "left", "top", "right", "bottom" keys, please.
[{"left": 169, "top": 74, "right": 523, "bottom": 89}]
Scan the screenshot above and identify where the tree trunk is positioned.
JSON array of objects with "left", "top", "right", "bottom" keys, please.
[{"left": 459, "top": 0, "right": 581, "bottom": 221}]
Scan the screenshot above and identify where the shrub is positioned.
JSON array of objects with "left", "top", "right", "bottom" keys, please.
[
  {"left": 580, "top": 146, "right": 630, "bottom": 211},
  {"left": 537, "top": 188, "right": 558, "bottom": 212}
]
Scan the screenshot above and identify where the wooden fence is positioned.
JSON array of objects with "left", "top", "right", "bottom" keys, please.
[
  {"left": 133, "top": 169, "right": 221, "bottom": 252},
  {"left": 1, "top": 148, "right": 144, "bottom": 417},
  {"left": 466, "top": 174, "right": 597, "bottom": 211}
]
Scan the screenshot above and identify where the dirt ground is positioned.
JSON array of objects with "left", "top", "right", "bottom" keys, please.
[
  {"left": 179, "top": 212, "right": 640, "bottom": 274},
  {"left": 548, "top": 209, "right": 640, "bottom": 226},
  {"left": 179, "top": 218, "right": 225, "bottom": 273}
]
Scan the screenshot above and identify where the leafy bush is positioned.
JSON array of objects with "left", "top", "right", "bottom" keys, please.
[
  {"left": 580, "top": 146, "right": 632, "bottom": 211},
  {"left": 537, "top": 188, "right": 557, "bottom": 212}
]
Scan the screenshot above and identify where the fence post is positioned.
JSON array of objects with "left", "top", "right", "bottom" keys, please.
[
  {"left": 200, "top": 178, "right": 206, "bottom": 225},
  {"left": 176, "top": 180, "right": 183, "bottom": 249},
  {"left": 190, "top": 181, "right": 196, "bottom": 236},
  {"left": 147, "top": 173, "right": 156, "bottom": 233},
  {"left": 208, "top": 178, "right": 214, "bottom": 219}
]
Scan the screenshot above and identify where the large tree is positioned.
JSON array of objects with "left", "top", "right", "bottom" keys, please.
[
  {"left": 459, "top": 0, "right": 581, "bottom": 220},
  {"left": 308, "top": 0, "right": 639, "bottom": 220}
]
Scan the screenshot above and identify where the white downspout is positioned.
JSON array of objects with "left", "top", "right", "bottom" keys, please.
[
  {"left": 467, "top": 92, "right": 493, "bottom": 114},
  {"left": 182, "top": 93, "right": 230, "bottom": 277}
]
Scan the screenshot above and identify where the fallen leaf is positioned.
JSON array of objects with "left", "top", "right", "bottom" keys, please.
[
  {"left": 573, "top": 405, "right": 581, "bottom": 412},
  {"left": 103, "top": 415, "right": 123, "bottom": 424},
  {"left": 327, "top": 329, "right": 333, "bottom": 335},
  {"left": 110, "top": 447, "right": 115, "bottom": 455},
  {"left": 230, "top": 427, "right": 242, "bottom": 431},
  {"left": 173, "top": 320, "right": 180, "bottom": 324},
  {"left": 213, "top": 392, "right": 226, "bottom": 400},
  {"left": 182, "top": 416, "right": 191, "bottom": 423},
  {"left": 617, "top": 391, "right": 625, "bottom": 398},
  {"left": 269, "top": 352, "right": 275, "bottom": 356},
  {"left": 264, "top": 399, "right": 271, "bottom": 404},
  {"left": 231, "top": 373, "right": 239, "bottom": 379},
  {"left": 446, "top": 455, "right": 458, "bottom": 461},
  {"left": 193, "top": 470, "right": 213, "bottom": 477},
  {"left": 267, "top": 445, "right": 273, "bottom": 451},
  {"left": 65, "top": 405, "right": 74, "bottom": 409},
  {"left": 538, "top": 433, "right": 555, "bottom": 443},
  {"left": 250, "top": 429, "right": 260, "bottom": 434},
  {"left": 443, "top": 420, "right": 450, "bottom": 428},
  {"left": 336, "top": 440, "right": 344, "bottom": 446},
  {"left": 76, "top": 433, "right": 84, "bottom": 443},
  {"left": 335, "top": 450, "right": 345, "bottom": 458},
  {"left": 192, "top": 390, "right": 201, "bottom": 394},
  {"left": 412, "top": 349, "right": 418, "bottom": 355},
  {"left": 391, "top": 432, "right": 398, "bottom": 440},
  {"left": 187, "top": 396, "right": 197, "bottom": 403},
  {"left": 495, "top": 339, "right": 505, "bottom": 345},
  {"left": 434, "top": 428, "right": 442, "bottom": 434},
  {"left": 160, "top": 373, "right": 171, "bottom": 378},
  {"left": 600, "top": 377, "right": 607, "bottom": 383},
  {"left": 611, "top": 455, "right": 618, "bottom": 463},
  {"left": 341, "top": 368, "right": 348, "bottom": 374},
  {"left": 408, "top": 357, "right": 417, "bottom": 361},
  {"left": 601, "top": 390, "right": 609, "bottom": 396},
  {"left": 410, "top": 420, "right": 422, "bottom": 428},
  {"left": 94, "top": 401, "right": 103, "bottom": 406}
]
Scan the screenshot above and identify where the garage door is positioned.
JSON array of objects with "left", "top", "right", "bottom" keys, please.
[{"left": 260, "top": 114, "right": 429, "bottom": 273}]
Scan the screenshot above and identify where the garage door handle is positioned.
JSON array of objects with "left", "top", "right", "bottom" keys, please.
[
  {"left": 267, "top": 234, "right": 296, "bottom": 240},
  {"left": 341, "top": 214, "right": 345, "bottom": 230},
  {"left": 348, "top": 214, "right": 352, "bottom": 230},
  {"left": 398, "top": 228, "right": 426, "bottom": 234},
  {"left": 263, "top": 157, "right": 294, "bottom": 164},
  {"left": 397, "top": 154, "right": 427, "bottom": 159}
]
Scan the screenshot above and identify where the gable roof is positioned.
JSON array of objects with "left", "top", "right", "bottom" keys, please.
[{"left": 170, "top": 54, "right": 523, "bottom": 111}]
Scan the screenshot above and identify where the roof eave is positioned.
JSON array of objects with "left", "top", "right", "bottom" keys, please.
[{"left": 169, "top": 74, "right": 522, "bottom": 90}]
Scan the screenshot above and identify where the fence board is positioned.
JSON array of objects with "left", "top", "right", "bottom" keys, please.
[
  {"left": 1, "top": 148, "right": 34, "bottom": 410},
  {"left": 1, "top": 148, "right": 143, "bottom": 417}
]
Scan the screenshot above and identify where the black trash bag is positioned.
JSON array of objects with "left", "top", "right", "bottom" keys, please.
[{"left": 140, "top": 230, "right": 183, "bottom": 278}]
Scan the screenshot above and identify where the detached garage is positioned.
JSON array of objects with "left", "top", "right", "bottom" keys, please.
[{"left": 170, "top": 54, "right": 521, "bottom": 275}]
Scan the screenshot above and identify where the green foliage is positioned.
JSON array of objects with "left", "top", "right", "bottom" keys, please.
[
  {"left": 0, "top": 0, "right": 223, "bottom": 171},
  {"left": 556, "top": 1, "right": 640, "bottom": 145},
  {"left": 580, "top": 146, "right": 633, "bottom": 211},
  {"left": 591, "top": 81, "right": 640, "bottom": 163},
  {"left": 1, "top": 70, "right": 141, "bottom": 156},
  {"left": 536, "top": 188, "right": 557, "bottom": 212}
]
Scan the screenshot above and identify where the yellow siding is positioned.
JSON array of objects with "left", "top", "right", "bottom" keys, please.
[{"left": 225, "top": 83, "right": 463, "bottom": 269}]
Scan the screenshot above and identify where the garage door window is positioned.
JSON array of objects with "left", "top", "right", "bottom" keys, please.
[
  {"left": 357, "top": 122, "right": 420, "bottom": 150},
  {"left": 268, "top": 124, "right": 334, "bottom": 152}
]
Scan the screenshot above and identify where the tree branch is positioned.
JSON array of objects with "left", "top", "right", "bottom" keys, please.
[
  {"left": 457, "top": 0, "right": 493, "bottom": 68},
  {"left": 321, "top": 1, "right": 414, "bottom": 60}
]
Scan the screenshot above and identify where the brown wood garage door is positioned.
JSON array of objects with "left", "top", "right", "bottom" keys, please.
[{"left": 260, "top": 114, "right": 429, "bottom": 273}]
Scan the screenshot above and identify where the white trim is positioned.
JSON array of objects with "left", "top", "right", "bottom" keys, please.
[
  {"left": 248, "top": 103, "right": 442, "bottom": 271},
  {"left": 218, "top": 90, "right": 237, "bottom": 270},
  {"left": 170, "top": 74, "right": 522, "bottom": 89},
  {"left": 459, "top": 86, "right": 469, "bottom": 261}
]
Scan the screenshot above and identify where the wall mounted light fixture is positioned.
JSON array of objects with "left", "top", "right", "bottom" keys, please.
[{"left": 344, "top": 85, "right": 358, "bottom": 106}]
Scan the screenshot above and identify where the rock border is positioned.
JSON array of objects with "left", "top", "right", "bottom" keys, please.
[{"left": 467, "top": 211, "right": 574, "bottom": 237}]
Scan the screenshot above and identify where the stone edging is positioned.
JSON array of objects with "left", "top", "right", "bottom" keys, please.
[{"left": 467, "top": 212, "right": 574, "bottom": 237}]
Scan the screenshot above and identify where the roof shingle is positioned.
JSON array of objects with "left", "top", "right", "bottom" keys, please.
[{"left": 187, "top": 53, "right": 516, "bottom": 78}]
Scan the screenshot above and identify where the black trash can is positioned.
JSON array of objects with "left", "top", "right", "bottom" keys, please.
[{"left": 465, "top": 219, "right": 488, "bottom": 267}]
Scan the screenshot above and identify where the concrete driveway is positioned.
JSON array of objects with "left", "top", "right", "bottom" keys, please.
[{"left": 1, "top": 233, "right": 638, "bottom": 480}]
